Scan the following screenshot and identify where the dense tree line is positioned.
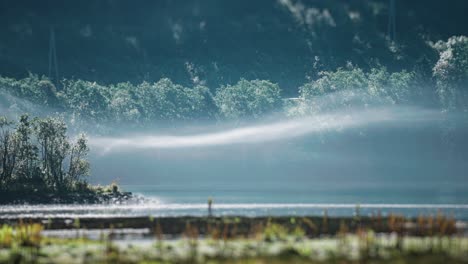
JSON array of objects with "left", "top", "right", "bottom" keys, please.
[
  {"left": 0, "top": 76, "right": 283, "bottom": 123},
  {"left": 214, "top": 79, "right": 282, "bottom": 120},
  {"left": 287, "top": 66, "right": 416, "bottom": 116},
  {"left": 0, "top": 36, "right": 466, "bottom": 124},
  {"left": 0, "top": 115, "right": 89, "bottom": 193}
]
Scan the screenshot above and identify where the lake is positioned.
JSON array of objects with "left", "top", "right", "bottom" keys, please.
[{"left": 2, "top": 107, "right": 468, "bottom": 219}]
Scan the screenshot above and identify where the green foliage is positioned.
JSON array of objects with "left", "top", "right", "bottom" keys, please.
[
  {"left": 0, "top": 75, "right": 220, "bottom": 124},
  {"left": 0, "top": 63, "right": 443, "bottom": 123},
  {"left": 300, "top": 68, "right": 368, "bottom": 99},
  {"left": 0, "top": 69, "right": 424, "bottom": 123},
  {"left": 34, "top": 116, "right": 71, "bottom": 188},
  {"left": 0, "top": 225, "right": 13, "bottom": 248},
  {"left": 367, "top": 67, "right": 416, "bottom": 104},
  {"left": 68, "top": 133, "right": 90, "bottom": 184},
  {"left": 263, "top": 222, "right": 289, "bottom": 242},
  {"left": 214, "top": 79, "right": 282, "bottom": 120},
  {"left": 0, "top": 115, "right": 90, "bottom": 192},
  {"left": 135, "top": 78, "right": 216, "bottom": 121},
  {"left": 0, "top": 116, "right": 17, "bottom": 185},
  {"left": 0, "top": 224, "right": 42, "bottom": 248},
  {"left": 301, "top": 67, "right": 415, "bottom": 102},
  {"left": 60, "top": 79, "right": 110, "bottom": 121},
  {"left": 108, "top": 82, "right": 142, "bottom": 123},
  {"left": 293, "top": 66, "right": 416, "bottom": 115},
  {"left": 0, "top": 74, "right": 57, "bottom": 106},
  {"left": 105, "top": 80, "right": 217, "bottom": 123},
  {"left": 0, "top": 216, "right": 467, "bottom": 263},
  {"left": 14, "top": 115, "right": 39, "bottom": 182},
  {"left": 432, "top": 36, "right": 468, "bottom": 111}
]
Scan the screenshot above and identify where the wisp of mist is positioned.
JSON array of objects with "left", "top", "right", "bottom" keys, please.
[{"left": 90, "top": 106, "right": 442, "bottom": 153}]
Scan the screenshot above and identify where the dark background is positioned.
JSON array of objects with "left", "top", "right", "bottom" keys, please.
[{"left": 1, "top": 0, "right": 467, "bottom": 95}]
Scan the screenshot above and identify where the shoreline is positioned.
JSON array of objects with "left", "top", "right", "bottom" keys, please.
[{"left": 0, "top": 189, "right": 133, "bottom": 205}]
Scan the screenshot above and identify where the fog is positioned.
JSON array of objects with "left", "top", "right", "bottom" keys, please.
[
  {"left": 90, "top": 106, "right": 442, "bottom": 152},
  {"left": 2, "top": 87, "right": 468, "bottom": 204},
  {"left": 87, "top": 104, "right": 468, "bottom": 204}
]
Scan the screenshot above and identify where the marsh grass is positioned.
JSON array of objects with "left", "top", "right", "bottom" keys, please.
[
  {"left": 0, "top": 222, "right": 42, "bottom": 249},
  {"left": 1, "top": 213, "right": 467, "bottom": 263}
]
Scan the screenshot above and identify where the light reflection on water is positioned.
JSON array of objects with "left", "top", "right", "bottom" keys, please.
[{"left": 2, "top": 202, "right": 468, "bottom": 219}]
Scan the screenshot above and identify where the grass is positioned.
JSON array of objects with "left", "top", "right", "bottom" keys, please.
[
  {"left": 1, "top": 233, "right": 467, "bottom": 263},
  {"left": 0, "top": 222, "right": 42, "bottom": 249},
  {"left": 0, "top": 214, "right": 467, "bottom": 263}
]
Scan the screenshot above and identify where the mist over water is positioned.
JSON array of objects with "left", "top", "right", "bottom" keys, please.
[
  {"left": 89, "top": 106, "right": 443, "bottom": 152},
  {"left": 4, "top": 86, "right": 466, "bottom": 217},
  {"left": 87, "top": 103, "right": 468, "bottom": 216}
]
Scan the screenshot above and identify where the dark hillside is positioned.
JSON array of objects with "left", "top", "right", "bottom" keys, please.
[{"left": 0, "top": 0, "right": 467, "bottom": 95}]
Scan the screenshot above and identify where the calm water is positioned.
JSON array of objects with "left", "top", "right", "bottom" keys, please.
[
  {"left": 2, "top": 182, "right": 468, "bottom": 219},
  {"left": 123, "top": 181, "right": 468, "bottom": 219},
  {"left": 2, "top": 108, "right": 468, "bottom": 219}
]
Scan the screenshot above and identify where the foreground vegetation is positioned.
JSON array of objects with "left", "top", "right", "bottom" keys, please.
[
  {"left": 0, "top": 215, "right": 467, "bottom": 264},
  {"left": 0, "top": 115, "right": 130, "bottom": 204}
]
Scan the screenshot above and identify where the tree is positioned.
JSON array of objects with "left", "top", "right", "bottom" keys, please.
[
  {"left": 136, "top": 78, "right": 216, "bottom": 121},
  {"left": 0, "top": 114, "right": 92, "bottom": 194},
  {"left": 0, "top": 116, "right": 16, "bottom": 185},
  {"left": 68, "top": 134, "right": 90, "bottom": 185},
  {"left": 181, "top": 85, "right": 217, "bottom": 120},
  {"left": 34, "top": 117, "right": 70, "bottom": 189},
  {"left": 432, "top": 36, "right": 468, "bottom": 111},
  {"left": 14, "top": 115, "right": 39, "bottom": 182},
  {"left": 214, "top": 79, "right": 282, "bottom": 120},
  {"left": 59, "top": 80, "right": 110, "bottom": 121},
  {"left": 0, "top": 74, "right": 53, "bottom": 105},
  {"left": 299, "top": 68, "right": 367, "bottom": 100},
  {"left": 292, "top": 66, "right": 416, "bottom": 116},
  {"left": 109, "top": 82, "right": 142, "bottom": 123}
]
